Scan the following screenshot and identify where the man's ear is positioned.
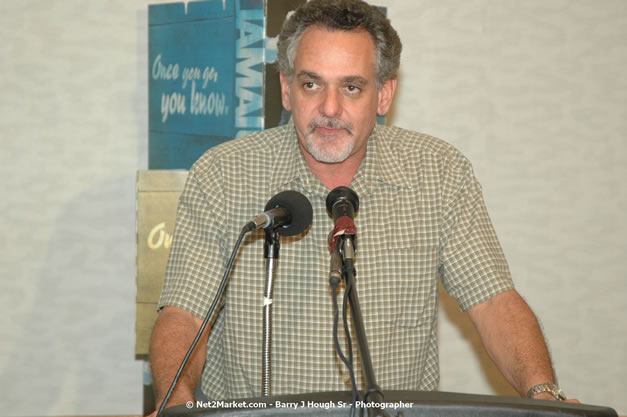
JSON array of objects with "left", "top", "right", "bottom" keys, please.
[
  {"left": 377, "top": 78, "right": 397, "bottom": 116},
  {"left": 279, "top": 72, "right": 292, "bottom": 111}
]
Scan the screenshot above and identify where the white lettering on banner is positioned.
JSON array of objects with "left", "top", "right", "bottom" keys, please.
[
  {"left": 202, "top": 66, "right": 218, "bottom": 88},
  {"left": 152, "top": 52, "right": 227, "bottom": 123},
  {"left": 190, "top": 81, "right": 227, "bottom": 117},
  {"left": 181, "top": 66, "right": 201, "bottom": 89},
  {"left": 152, "top": 54, "right": 179, "bottom": 81},
  {"left": 161, "top": 92, "right": 186, "bottom": 123},
  {"left": 235, "top": 8, "right": 264, "bottom": 136},
  {"left": 147, "top": 222, "right": 173, "bottom": 250}
]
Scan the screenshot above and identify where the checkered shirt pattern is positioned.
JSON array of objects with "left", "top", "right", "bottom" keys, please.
[{"left": 158, "top": 120, "right": 514, "bottom": 400}]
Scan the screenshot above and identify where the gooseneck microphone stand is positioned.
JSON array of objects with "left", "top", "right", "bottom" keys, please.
[
  {"left": 261, "top": 228, "right": 280, "bottom": 396},
  {"left": 327, "top": 186, "right": 390, "bottom": 417},
  {"left": 257, "top": 190, "right": 313, "bottom": 398},
  {"left": 336, "top": 233, "right": 389, "bottom": 417}
]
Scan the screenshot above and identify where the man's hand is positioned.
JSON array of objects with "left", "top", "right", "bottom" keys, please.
[{"left": 530, "top": 391, "right": 581, "bottom": 403}]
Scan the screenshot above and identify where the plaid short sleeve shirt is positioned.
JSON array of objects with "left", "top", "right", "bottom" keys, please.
[{"left": 159, "top": 121, "right": 514, "bottom": 400}]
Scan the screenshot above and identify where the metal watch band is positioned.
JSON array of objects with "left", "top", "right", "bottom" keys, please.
[{"left": 527, "top": 382, "right": 567, "bottom": 401}]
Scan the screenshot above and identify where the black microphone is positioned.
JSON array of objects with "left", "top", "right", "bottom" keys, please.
[
  {"left": 246, "top": 190, "right": 313, "bottom": 236},
  {"left": 326, "top": 186, "right": 359, "bottom": 254},
  {"left": 326, "top": 186, "right": 359, "bottom": 223}
]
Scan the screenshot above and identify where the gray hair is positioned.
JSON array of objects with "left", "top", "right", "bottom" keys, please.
[{"left": 277, "top": 0, "right": 402, "bottom": 88}]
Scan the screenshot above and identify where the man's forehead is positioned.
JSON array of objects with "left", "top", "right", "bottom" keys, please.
[{"left": 292, "top": 26, "right": 377, "bottom": 78}]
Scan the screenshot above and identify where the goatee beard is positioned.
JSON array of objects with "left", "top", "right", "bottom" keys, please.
[{"left": 304, "top": 117, "right": 354, "bottom": 163}]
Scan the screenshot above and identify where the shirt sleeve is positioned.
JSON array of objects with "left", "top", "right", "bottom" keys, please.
[
  {"left": 438, "top": 150, "right": 515, "bottom": 312},
  {"left": 158, "top": 156, "right": 227, "bottom": 319}
]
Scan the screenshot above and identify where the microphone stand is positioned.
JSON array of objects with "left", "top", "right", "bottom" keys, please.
[
  {"left": 338, "top": 235, "right": 390, "bottom": 417},
  {"left": 261, "top": 228, "right": 280, "bottom": 396}
]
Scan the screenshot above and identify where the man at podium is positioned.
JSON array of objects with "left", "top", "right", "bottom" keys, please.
[{"left": 149, "top": 0, "right": 572, "bottom": 414}]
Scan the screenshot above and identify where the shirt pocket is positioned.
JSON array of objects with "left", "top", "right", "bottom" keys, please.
[{"left": 358, "top": 236, "right": 440, "bottom": 330}]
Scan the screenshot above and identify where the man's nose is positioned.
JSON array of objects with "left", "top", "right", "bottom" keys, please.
[{"left": 320, "top": 89, "right": 342, "bottom": 118}]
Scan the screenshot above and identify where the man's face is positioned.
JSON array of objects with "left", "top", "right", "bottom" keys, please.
[{"left": 280, "top": 25, "right": 396, "bottom": 165}]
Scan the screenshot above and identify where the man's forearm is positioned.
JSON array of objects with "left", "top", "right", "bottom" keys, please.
[
  {"left": 467, "top": 289, "right": 556, "bottom": 397},
  {"left": 150, "top": 306, "right": 209, "bottom": 408}
]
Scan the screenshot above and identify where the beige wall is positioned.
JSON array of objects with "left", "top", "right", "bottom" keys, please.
[
  {"left": 382, "top": 2, "right": 627, "bottom": 412},
  {"left": 1, "top": 0, "right": 625, "bottom": 415}
]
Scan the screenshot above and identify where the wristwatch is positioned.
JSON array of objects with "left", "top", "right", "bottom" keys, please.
[{"left": 526, "top": 383, "right": 567, "bottom": 401}]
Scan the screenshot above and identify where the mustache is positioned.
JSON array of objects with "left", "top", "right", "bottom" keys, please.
[{"left": 307, "top": 117, "right": 354, "bottom": 136}]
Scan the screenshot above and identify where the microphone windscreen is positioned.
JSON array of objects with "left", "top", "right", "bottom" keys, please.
[
  {"left": 264, "top": 190, "right": 313, "bottom": 236},
  {"left": 325, "top": 186, "right": 359, "bottom": 216}
]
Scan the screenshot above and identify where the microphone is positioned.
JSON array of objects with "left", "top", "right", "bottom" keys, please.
[
  {"left": 246, "top": 190, "right": 313, "bottom": 236},
  {"left": 326, "top": 186, "right": 359, "bottom": 254}
]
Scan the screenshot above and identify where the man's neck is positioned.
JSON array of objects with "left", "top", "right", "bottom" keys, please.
[{"left": 301, "top": 149, "right": 364, "bottom": 190}]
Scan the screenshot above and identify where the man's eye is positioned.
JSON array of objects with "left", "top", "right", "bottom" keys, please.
[
  {"left": 345, "top": 85, "right": 361, "bottom": 94},
  {"left": 303, "top": 82, "right": 317, "bottom": 90}
]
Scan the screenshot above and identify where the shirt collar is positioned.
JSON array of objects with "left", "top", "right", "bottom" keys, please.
[
  {"left": 269, "top": 118, "right": 325, "bottom": 195},
  {"left": 350, "top": 124, "right": 413, "bottom": 197},
  {"left": 370, "top": 124, "right": 413, "bottom": 191},
  {"left": 269, "top": 120, "right": 412, "bottom": 197}
]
